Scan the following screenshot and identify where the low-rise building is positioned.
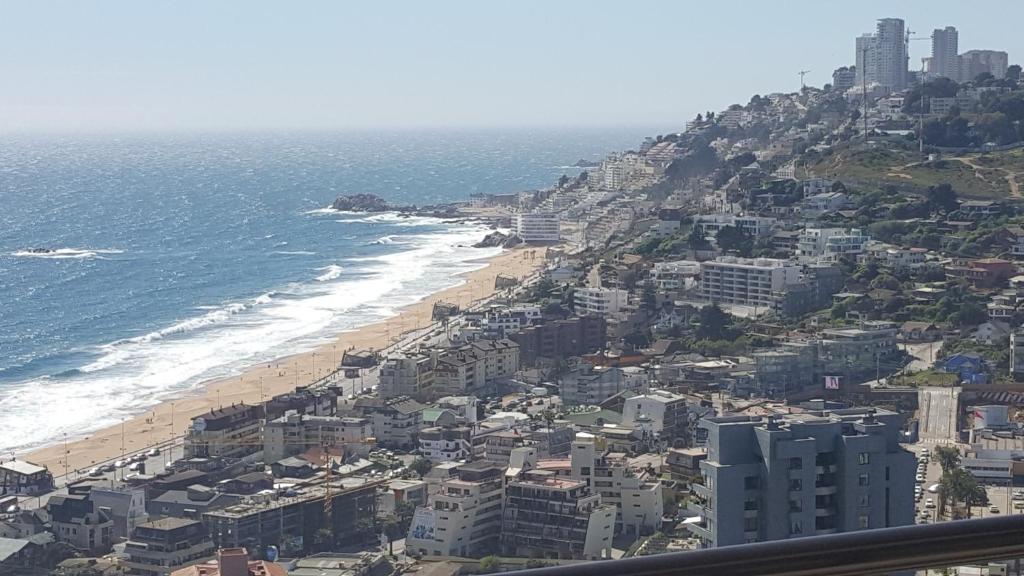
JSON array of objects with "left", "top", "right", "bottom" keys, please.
[
  {"left": 263, "top": 412, "right": 373, "bottom": 464},
  {"left": 406, "top": 461, "right": 506, "bottom": 558},
  {"left": 123, "top": 518, "right": 215, "bottom": 576},
  {"left": 700, "top": 257, "right": 803, "bottom": 309},
  {"left": 418, "top": 426, "right": 473, "bottom": 463},
  {"left": 694, "top": 214, "right": 777, "bottom": 238},
  {"left": 511, "top": 316, "right": 607, "bottom": 367},
  {"left": 90, "top": 485, "right": 148, "bottom": 541},
  {"left": 0, "top": 461, "right": 54, "bottom": 496},
  {"left": 574, "top": 287, "right": 629, "bottom": 317},
  {"left": 570, "top": 433, "right": 662, "bottom": 536},
  {"left": 351, "top": 397, "right": 426, "bottom": 450},
  {"left": 797, "top": 228, "right": 870, "bottom": 261},
  {"left": 559, "top": 365, "right": 648, "bottom": 406},
  {"left": 620, "top": 389, "right": 688, "bottom": 442},
  {"left": 515, "top": 212, "right": 560, "bottom": 243},
  {"left": 48, "top": 493, "right": 115, "bottom": 553},
  {"left": 184, "top": 404, "right": 265, "bottom": 459},
  {"left": 202, "top": 480, "right": 380, "bottom": 556},
  {"left": 379, "top": 353, "right": 435, "bottom": 400}
]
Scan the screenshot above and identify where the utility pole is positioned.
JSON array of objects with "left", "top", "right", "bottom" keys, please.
[{"left": 798, "top": 69, "right": 811, "bottom": 90}]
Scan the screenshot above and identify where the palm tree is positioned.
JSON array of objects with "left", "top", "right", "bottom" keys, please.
[{"left": 933, "top": 446, "right": 961, "bottom": 473}]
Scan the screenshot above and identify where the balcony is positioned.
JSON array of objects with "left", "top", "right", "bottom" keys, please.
[{"left": 512, "top": 516, "right": 1024, "bottom": 576}]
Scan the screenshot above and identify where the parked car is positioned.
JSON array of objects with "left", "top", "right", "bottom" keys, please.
[
  {"left": 146, "top": 448, "right": 160, "bottom": 457},
  {"left": 114, "top": 460, "right": 127, "bottom": 468},
  {"left": 88, "top": 467, "right": 103, "bottom": 477},
  {"left": 925, "top": 499, "right": 936, "bottom": 509},
  {"left": 989, "top": 506, "right": 1000, "bottom": 514}
]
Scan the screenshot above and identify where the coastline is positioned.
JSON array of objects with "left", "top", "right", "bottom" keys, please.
[{"left": 24, "top": 243, "right": 548, "bottom": 475}]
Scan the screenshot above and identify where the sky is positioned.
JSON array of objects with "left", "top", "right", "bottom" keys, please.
[{"left": 2, "top": 0, "right": 1023, "bottom": 133}]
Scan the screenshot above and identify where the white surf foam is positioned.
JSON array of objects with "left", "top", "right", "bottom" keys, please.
[
  {"left": 315, "top": 265, "right": 344, "bottom": 282},
  {"left": 12, "top": 248, "right": 124, "bottom": 260},
  {"left": 0, "top": 221, "right": 502, "bottom": 455}
]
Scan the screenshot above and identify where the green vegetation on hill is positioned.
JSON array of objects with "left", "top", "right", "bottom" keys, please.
[{"left": 806, "top": 143, "right": 1022, "bottom": 199}]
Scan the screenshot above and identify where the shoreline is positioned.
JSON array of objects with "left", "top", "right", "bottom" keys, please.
[{"left": 24, "top": 243, "right": 548, "bottom": 475}]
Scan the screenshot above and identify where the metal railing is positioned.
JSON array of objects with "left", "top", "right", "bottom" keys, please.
[{"left": 512, "top": 516, "right": 1024, "bottom": 576}]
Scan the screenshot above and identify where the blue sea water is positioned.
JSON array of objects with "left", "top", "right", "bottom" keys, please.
[{"left": 0, "top": 128, "right": 644, "bottom": 454}]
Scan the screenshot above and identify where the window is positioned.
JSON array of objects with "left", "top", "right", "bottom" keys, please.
[
  {"left": 789, "top": 457, "right": 802, "bottom": 470},
  {"left": 859, "top": 494, "right": 870, "bottom": 507},
  {"left": 858, "top": 452, "right": 870, "bottom": 465},
  {"left": 743, "top": 517, "right": 758, "bottom": 532},
  {"left": 789, "top": 499, "right": 802, "bottom": 512},
  {"left": 790, "top": 519, "right": 803, "bottom": 535},
  {"left": 581, "top": 467, "right": 591, "bottom": 476},
  {"left": 789, "top": 479, "right": 802, "bottom": 491},
  {"left": 859, "top": 473, "right": 870, "bottom": 487},
  {"left": 744, "top": 476, "right": 760, "bottom": 490},
  {"left": 858, "top": 514, "right": 870, "bottom": 529}
]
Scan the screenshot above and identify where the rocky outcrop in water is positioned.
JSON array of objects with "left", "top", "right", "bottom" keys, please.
[
  {"left": 330, "top": 194, "right": 393, "bottom": 212},
  {"left": 473, "top": 231, "right": 523, "bottom": 248}
]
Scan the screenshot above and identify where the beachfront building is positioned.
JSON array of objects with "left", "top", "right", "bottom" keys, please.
[
  {"left": 123, "top": 518, "right": 215, "bottom": 576},
  {"left": 351, "top": 397, "right": 426, "bottom": 450},
  {"left": 688, "top": 409, "right": 914, "bottom": 548},
  {"left": 379, "top": 353, "right": 435, "bottom": 400},
  {"left": 514, "top": 212, "right": 560, "bottom": 243},
  {"left": 699, "top": 257, "right": 802, "bottom": 309},
  {"left": 501, "top": 468, "right": 615, "bottom": 560},
  {"left": 0, "top": 460, "right": 54, "bottom": 496},
  {"left": 202, "top": 479, "right": 381, "bottom": 555},
  {"left": 433, "top": 339, "right": 520, "bottom": 398},
  {"left": 405, "top": 461, "right": 506, "bottom": 558},
  {"left": 263, "top": 411, "right": 373, "bottom": 464},
  {"left": 183, "top": 403, "right": 265, "bottom": 460}
]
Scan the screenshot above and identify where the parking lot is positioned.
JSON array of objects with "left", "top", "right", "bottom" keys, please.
[{"left": 910, "top": 444, "right": 1024, "bottom": 523}]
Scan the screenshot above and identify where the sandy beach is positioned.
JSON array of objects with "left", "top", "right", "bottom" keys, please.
[{"left": 25, "top": 244, "right": 548, "bottom": 475}]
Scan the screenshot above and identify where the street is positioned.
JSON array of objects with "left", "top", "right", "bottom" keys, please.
[{"left": 917, "top": 386, "right": 961, "bottom": 443}]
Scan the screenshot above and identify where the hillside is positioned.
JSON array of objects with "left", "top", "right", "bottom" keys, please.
[{"left": 804, "top": 144, "right": 1024, "bottom": 199}]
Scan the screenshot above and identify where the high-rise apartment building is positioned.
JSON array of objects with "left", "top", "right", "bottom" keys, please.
[
  {"left": 930, "top": 27, "right": 959, "bottom": 79},
  {"left": 688, "top": 409, "right": 914, "bottom": 548},
  {"left": 959, "top": 50, "right": 1009, "bottom": 82},
  {"left": 855, "top": 18, "right": 908, "bottom": 90}
]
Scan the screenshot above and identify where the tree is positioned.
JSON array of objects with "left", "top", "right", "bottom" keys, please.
[
  {"left": 479, "top": 555, "right": 502, "bottom": 574},
  {"left": 687, "top": 224, "right": 710, "bottom": 250},
  {"left": 409, "top": 457, "right": 433, "bottom": 477},
  {"left": 926, "top": 183, "right": 959, "bottom": 214},
  {"left": 696, "top": 304, "right": 730, "bottom": 341},
  {"left": 952, "top": 302, "right": 987, "bottom": 327},
  {"left": 715, "top": 225, "right": 753, "bottom": 256},
  {"left": 933, "top": 446, "right": 961, "bottom": 473}
]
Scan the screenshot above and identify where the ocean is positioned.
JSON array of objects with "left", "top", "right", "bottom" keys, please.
[{"left": 0, "top": 128, "right": 644, "bottom": 454}]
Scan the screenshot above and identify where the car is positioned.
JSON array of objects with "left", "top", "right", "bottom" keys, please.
[
  {"left": 88, "top": 467, "right": 103, "bottom": 477},
  {"left": 146, "top": 448, "right": 160, "bottom": 457},
  {"left": 100, "top": 463, "right": 115, "bottom": 473},
  {"left": 915, "top": 474, "right": 924, "bottom": 483},
  {"left": 920, "top": 510, "right": 930, "bottom": 518},
  {"left": 921, "top": 448, "right": 930, "bottom": 455},
  {"left": 1014, "top": 501, "right": 1024, "bottom": 510},
  {"left": 989, "top": 506, "right": 1000, "bottom": 514},
  {"left": 128, "top": 462, "right": 143, "bottom": 472},
  {"left": 1013, "top": 491, "right": 1024, "bottom": 501},
  {"left": 114, "top": 460, "right": 127, "bottom": 468},
  {"left": 925, "top": 499, "right": 936, "bottom": 509}
]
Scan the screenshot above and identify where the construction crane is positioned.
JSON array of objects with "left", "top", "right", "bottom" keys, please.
[{"left": 798, "top": 70, "right": 811, "bottom": 89}]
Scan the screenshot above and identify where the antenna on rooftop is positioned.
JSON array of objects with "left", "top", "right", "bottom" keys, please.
[{"left": 798, "top": 70, "right": 811, "bottom": 89}]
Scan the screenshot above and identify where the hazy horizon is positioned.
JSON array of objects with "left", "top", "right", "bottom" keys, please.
[{"left": 3, "top": 0, "right": 1023, "bottom": 133}]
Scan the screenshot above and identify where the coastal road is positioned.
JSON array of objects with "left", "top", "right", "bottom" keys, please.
[{"left": 918, "top": 386, "right": 961, "bottom": 443}]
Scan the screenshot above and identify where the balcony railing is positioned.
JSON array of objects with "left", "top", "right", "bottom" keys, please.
[{"left": 511, "top": 516, "right": 1024, "bottom": 576}]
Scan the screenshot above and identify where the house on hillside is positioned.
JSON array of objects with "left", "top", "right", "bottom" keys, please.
[
  {"left": 939, "top": 353, "right": 988, "bottom": 385},
  {"left": 899, "top": 322, "right": 942, "bottom": 342}
]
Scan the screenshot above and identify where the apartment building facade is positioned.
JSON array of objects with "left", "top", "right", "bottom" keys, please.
[
  {"left": 699, "top": 257, "right": 802, "bottom": 309},
  {"left": 515, "top": 212, "right": 560, "bottom": 243},
  {"left": 263, "top": 412, "right": 373, "bottom": 463},
  {"left": 570, "top": 433, "right": 662, "bottom": 536},
  {"left": 184, "top": 403, "right": 265, "bottom": 459},
  {"left": 405, "top": 461, "right": 506, "bottom": 558},
  {"left": 501, "top": 469, "right": 615, "bottom": 560},
  {"left": 689, "top": 409, "right": 914, "bottom": 548},
  {"left": 123, "top": 518, "right": 214, "bottom": 576}
]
